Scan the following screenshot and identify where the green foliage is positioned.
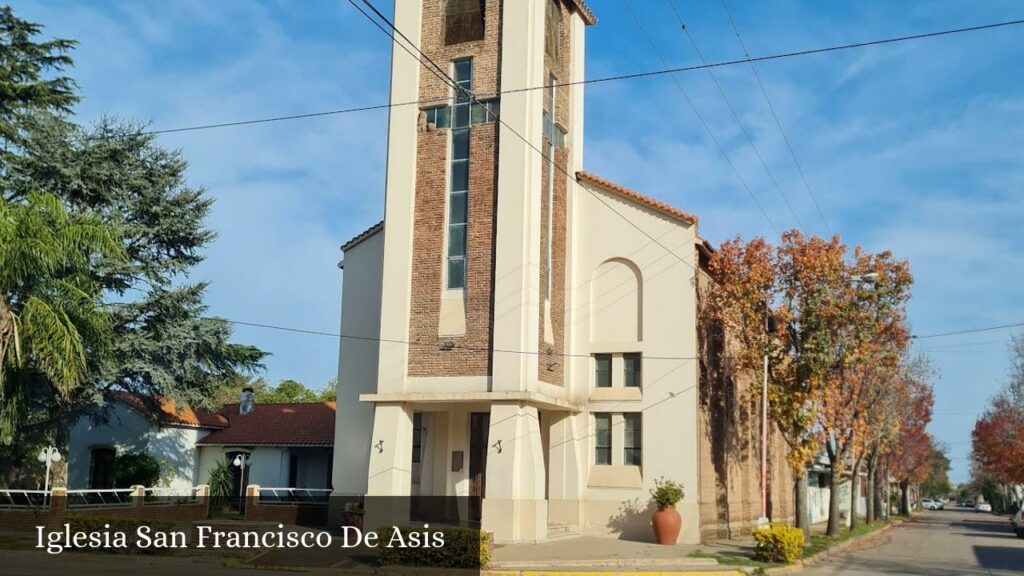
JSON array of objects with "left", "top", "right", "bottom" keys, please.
[
  {"left": 111, "top": 452, "right": 161, "bottom": 488},
  {"left": 63, "top": 514, "right": 176, "bottom": 554},
  {"left": 213, "top": 376, "right": 336, "bottom": 405},
  {"left": 377, "top": 526, "right": 492, "bottom": 569},
  {"left": 752, "top": 523, "right": 805, "bottom": 564},
  {"left": 207, "top": 459, "right": 234, "bottom": 508},
  {"left": 0, "top": 6, "right": 78, "bottom": 169},
  {"left": 650, "top": 477, "right": 685, "bottom": 509},
  {"left": 0, "top": 192, "right": 122, "bottom": 443}
]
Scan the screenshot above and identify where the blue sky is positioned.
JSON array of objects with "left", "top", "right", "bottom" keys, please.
[{"left": 11, "top": 0, "right": 1024, "bottom": 483}]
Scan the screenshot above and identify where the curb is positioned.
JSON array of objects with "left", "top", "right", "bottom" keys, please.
[
  {"left": 485, "top": 571, "right": 746, "bottom": 576},
  {"left": 489, "top": 557, "right": 719, "bottom": 569},
  {"left": 762, "top": 520, "right": 904, "bottom": 575}
]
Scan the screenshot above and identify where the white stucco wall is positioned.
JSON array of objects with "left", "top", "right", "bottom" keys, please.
[
  {"left": 332, "top": 228, "right": 384, "bottom": 496},
  {"left": 569, "top": 181, "right": 700, "bottom": 543},
  {"left": 67, "top": 402, "right": 208, "bottom": 490}
]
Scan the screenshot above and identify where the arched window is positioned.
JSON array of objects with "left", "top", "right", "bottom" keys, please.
[
  {"left": 445, "top": 0, "right": 484, "bottom": 45},
  {"left": 545, "top": 0, "right": 561, "bottom": 61}
]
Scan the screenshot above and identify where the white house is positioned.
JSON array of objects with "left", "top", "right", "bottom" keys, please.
[{"left": 68, "top": 392, "right": 335, "bottom": 494}]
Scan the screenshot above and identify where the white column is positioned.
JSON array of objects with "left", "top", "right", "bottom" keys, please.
[{"left": 482, "top": 402, "right": 547, "bottom": 543}]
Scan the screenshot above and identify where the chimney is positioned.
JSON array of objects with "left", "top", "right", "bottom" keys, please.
[{"left": 239, "top": 386, "right": 255, "bottom": 415}]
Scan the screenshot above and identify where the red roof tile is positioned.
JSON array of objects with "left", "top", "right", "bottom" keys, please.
[
  {"left": 567, "top": 0, "right": 597, "bottom": 25},
  {"left": 111, "top": 391, "right": 228, "bottom": 429},
  {"left": 196, "top": 402, "right": 336, "bottom": 446},
  {"left": 576, "top": 171, "right": 699, "bottom": 226}
]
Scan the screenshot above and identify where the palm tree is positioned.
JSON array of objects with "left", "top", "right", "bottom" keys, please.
[{"left": 0, "top": 192, "right": 121, "bottom": 442}]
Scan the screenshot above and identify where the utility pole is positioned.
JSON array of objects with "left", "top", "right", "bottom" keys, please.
[{"left": 759, "top": 302, "right": 777, "bottom": 525}]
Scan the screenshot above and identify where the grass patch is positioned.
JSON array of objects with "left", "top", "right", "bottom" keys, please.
[
  {"left": 805, "top": 519, "right": 892, "bottom": 557},
  {"left": 688, "top": 549, "right": 770, "bottom": 568}
]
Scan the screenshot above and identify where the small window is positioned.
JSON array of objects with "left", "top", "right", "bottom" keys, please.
[
  {"left": 594, "top": 413, "right": 612, "bottom": 465},
  {"left": 545, "top": 0, "right": 561, "bottom": 60},
  {"left": 594, "top": 354, "right": 612, "bottom": 388},
  {"left": 624, "top": 413, "right": 642, "bottom": 466},
  {"left": 424, "top": 106, "right": 450, "bottom": 128},
  {"left": 470, "top": 99, "right": 499, "bottom": 124},
  {"left": 445, "top": 0, "right": 484, "bottom": 45},
  {"left": 89, "top": 447, "right": 116, "bottom": 489},
  {"left": 624, "top": 353, "right": 642, "bottom": 387}
]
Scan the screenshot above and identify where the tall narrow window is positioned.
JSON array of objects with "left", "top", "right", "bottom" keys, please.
[
  {"left": 445, "top": 0, "right": 484, "bottom": 45},
  {"left": 543, "top": 75, "right": 556, "bottom": 301},
  {"left": 594, "top": 413, "right": 612, "bottom": 465},
  {"left": 594, "top": 354, "right": 612, "bottom": 388},
  {"left": 624, "top": 413, "right": 642, "bottom": 466},
  {"left": 412, "top": 412, "right": 425, "bottom": 464},
  {"left": 447, "top": 59, "right": 472, "bottom": 289},
  {"left": 624, "top": 353, "right": 642, "bottom": 387},
  {"left": 88, "top": 447, "right": 115, "bottom": 489}
]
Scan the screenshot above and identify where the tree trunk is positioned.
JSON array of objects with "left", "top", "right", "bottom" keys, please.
[
  {"left": 866, "top": 450, "right": 878, "bottom": 525},
  {"left": 850, "top": 457, "right": 862, "bottom": 531},
  {"left": 827, "top": 468, "right": 843, "bottom": 536},
  {"left": 795, "top": 475, "right": 810, "bottom": 539},
  {"left": 900, "top": 481, "right": 911, "bottom": 516}
]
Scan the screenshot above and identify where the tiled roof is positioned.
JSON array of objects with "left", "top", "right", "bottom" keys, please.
[
  {"left": 575, "top": 171, "right": 699, "bottom": 226},
  {"left": 196, "top": 402, "right": 336, "bottom": 446},
  {"left": 341, "top": 220, "right": 384, "bottom": 252},
  {"left": 110, "top": 391, "right": 228, "bottom": 429},
  {"left": 568, "top": 0, "right": 597, "bottom": 25}
]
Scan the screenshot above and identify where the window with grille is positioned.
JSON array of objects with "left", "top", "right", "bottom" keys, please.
[
  {"left": 594, "top": 413, "right": 612, "bottom": 465},
  {"left": 624, "top": 413, "right": 642, "bottom": 466},
  {"left": 624, "top": 353, "right": 642, "bottom": 387},
  {"left": 446, "top": 59, "right": 472, "bottom": 289},
  {"left": 445, "top": 0, "right": 484, "bottom": 45},
  {"left": 594, "top": 354, "right": 612, "bottom": 388}
]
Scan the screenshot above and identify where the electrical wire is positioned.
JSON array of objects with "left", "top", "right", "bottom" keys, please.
[
  {"left": 621, "top": 0, "right": 778, "bottom": 233},
  {"left": 719, "top": 0, "right": 834, "bottom": 236},
  {"left": 662, "top": 0, "right": 803, "bottom": 230},
  {"left": 104, "top": 17, "right": 1024, "bottom": 138}
]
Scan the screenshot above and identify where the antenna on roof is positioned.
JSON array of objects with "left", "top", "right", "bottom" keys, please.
[{"left": 239, "top": 386, "right": 255, "bottom": 415}]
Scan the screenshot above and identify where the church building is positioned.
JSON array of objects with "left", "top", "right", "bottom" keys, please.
[{"left": 332, "top": 0, "right": 793, "bottom": 544}]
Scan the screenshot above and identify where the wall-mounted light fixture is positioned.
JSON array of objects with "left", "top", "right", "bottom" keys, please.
[
  {"left": 375, "top": 440, "right": 384, "bottom": 454},
  {"left": 492, "top": 440, "right": 502, "bottom": 454},
  {"left": 439, "top": 340, "right": 455, "bottom": 351}
]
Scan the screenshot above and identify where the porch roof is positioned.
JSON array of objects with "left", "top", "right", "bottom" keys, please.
[{"left": 359, "top": 391, "right": 584, "bottom": 412}]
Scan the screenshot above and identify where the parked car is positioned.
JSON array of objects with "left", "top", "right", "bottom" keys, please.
[
  {"left": 923, "top": 498, "right": 944, "bottom": 510},
  {"left": 976, "top": 502, "right": 993, "bottom": 513},
  {"left": 1012, "top": 509, "right": 1024, "bottom": 539},
  {"left": 963, "top": 499, "right": 976, "bottom": 508}
]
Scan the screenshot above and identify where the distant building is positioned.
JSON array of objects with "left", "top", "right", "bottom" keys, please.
[
  {"left": 68, "top": 392, "right": 334, "bottom": 493},
  {"left": 332, "top": 0, "right": 792, "bottom": 544}
]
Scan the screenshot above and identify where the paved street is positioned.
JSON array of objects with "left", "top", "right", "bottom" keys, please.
[{"left": 805, "top": 508, "right": 1024, "bottom": 575}]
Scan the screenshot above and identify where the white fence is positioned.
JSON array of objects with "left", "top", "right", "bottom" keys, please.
[
  {"left": 65, "top": 488, "right": 136, "bottom": 508},
  {"left": 0, "top": 489, "right": 48, "bottom": 509},
  {"left": 256, "top": 487, "right": 331, "bottom": 505}
]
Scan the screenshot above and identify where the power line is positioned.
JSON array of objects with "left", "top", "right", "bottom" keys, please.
[
  {"left": 718, "top": 0, "right": 834, "bottom": 236},
  {"left": 110, "top": 17, "right": 1024, "bottom": 138},
  {"left": 663, "top": 0, "right": 803, "bottom": 231},
  {"left": 621, "top": 0, "right": 778, "bottom": 233},
  {"left": 913, "top": 322, "right": 1024, "bottom": 340},
  {"left": 348, "top": 0, "right": 702, "bottom": 272}
]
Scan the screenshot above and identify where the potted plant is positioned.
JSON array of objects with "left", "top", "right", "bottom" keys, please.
[{"left": 650, "top": 477, "right": 684, "bottom": 544}]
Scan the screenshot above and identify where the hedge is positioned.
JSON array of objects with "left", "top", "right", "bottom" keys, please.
[
  {"left": 752, "top": 523, "right": 805, "bottom": 564},
  {"left": 377, "top": 526, "right": 492, "bottom": 568}
]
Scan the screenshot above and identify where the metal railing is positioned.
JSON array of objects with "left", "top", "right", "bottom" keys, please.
[
  {"left": 257, "top": 487, "right": 331, "bottom": 505},
  {"left": 66, "top": 488, "right": 135, "bottom": 508},
  {"left": 0, "top": 489, "right": 48, "bottom": 509},
  {"left": 142, "top": 486, "right": 200, "bottom": 506}
]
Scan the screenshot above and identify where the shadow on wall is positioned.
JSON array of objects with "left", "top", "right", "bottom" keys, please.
[{"left": 607, "top": 497, "right": 656, "bottom": 541}]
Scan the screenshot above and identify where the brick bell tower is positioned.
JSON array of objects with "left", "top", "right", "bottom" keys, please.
[{"left": 367, "top": 0, "right": 595, "bottom": 543}]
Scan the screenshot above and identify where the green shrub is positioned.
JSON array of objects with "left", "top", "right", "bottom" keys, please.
[
  {"left": 752, "top": 523, "right": 805, "bottom": 564},
  {"left": 63, "top": 514, "right": 177, "bottom": 555},
  {"left": 377, "top": 526, "right": 492, "bottom": 568},
  {"left": 207, "top": 459, "right": 234, "bottom": 509},
  {"left": 112, "top": 452, "right": 161, "bottom": 488},
  {"left": 650, "top": 477, "right": 685, "bottom": 509}
]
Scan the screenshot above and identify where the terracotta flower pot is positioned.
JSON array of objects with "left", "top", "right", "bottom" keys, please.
[{"left": 652, "top": 505, "right": 682, "bottom": 545}]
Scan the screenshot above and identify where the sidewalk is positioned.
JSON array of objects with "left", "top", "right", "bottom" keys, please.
[{"left": 490, "top": 537, "right": 719, "bottom": 571}]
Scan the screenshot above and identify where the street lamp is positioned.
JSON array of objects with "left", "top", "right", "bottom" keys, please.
[
  {"left": 37, "top": 446, "right": 61, "bottom": 497},
  {"left": 232, "top": 454, "right": 251, "bottom": 504}
]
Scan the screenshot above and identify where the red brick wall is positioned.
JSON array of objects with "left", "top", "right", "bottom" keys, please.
[
  {"left": 537, "top": 0, "right": 573, "bottom": 386},
  {"left": 406, "top": 1, "right": 503, "bottom": 378},
  {"left": 0, "top": 492, "right": 209, "bottom": 532}
]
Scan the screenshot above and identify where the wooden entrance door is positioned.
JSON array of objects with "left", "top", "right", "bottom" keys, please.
[{"left": 469, "top": 412, "right": 490, "bottom": 522}]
